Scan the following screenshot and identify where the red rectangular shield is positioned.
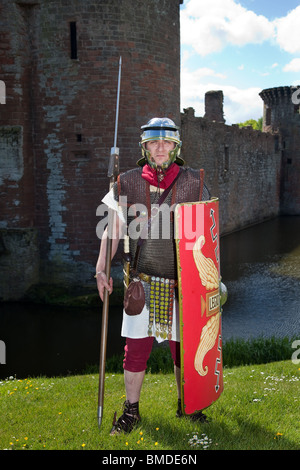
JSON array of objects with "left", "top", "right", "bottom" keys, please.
[{"left": 175, "top": 199, "right": 223, "bottom": 415}]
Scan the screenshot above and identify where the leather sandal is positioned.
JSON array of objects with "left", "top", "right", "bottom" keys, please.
[{"left": 110, "top": 400, "right": 141, "bottom": 435}]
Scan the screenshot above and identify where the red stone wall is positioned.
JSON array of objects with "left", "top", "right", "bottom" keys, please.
[{"left": 0, "top": 0, "right": 182, "bottom": 289}]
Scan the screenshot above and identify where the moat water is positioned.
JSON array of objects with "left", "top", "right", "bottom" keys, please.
[{"left": 0, "top": 216, "right": 299, "bottom": 379}]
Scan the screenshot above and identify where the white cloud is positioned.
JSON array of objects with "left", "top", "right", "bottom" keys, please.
[
  {"left": 283, "top": 58, "right": 300, "bottom": 73},
  {"left": 274, "top": 6, "right": 300, "bottom": 54},
  {"left": 223, "top": 86, "right": 263, "bottom": 123},
  {"left": 181, "top": 67, "right": 262, "bottom": 124},
  {"left": 180, "top": 67, "right": 226, "bottom": 113},
  {"left": 182, "top": 66, "right": 226, "bottom": 80},
  {"left": 181, "top": 0, "right": 274, "bottom": 56},
  {"left": 180, "top": 1, "right": 300, "bottom": 123},
  {"left": 181, "top": 1, "right": 300, "bottom": 56}
]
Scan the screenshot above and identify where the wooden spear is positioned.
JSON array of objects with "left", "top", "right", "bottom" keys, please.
[{"left": 98, "top": 56, "right": 122, "bottom": 430}]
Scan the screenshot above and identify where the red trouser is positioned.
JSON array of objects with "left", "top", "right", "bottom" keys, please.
[{"left": 123, "top": 337, "right": 180, "bottom": 372}]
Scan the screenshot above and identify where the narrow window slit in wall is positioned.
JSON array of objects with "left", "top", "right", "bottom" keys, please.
[
  {"left": 224, "top": 145, "right": 229, "bottom": 172},
  {"left": 266, "top": 107, "right": 271, "bottom": 126},
  {"left": 70, "top": 21, "right": 77, "bottom": 60}
]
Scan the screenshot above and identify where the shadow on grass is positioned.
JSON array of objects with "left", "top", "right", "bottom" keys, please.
[{"left": 138, "top": 408, "right": 299, "bottom": 451}]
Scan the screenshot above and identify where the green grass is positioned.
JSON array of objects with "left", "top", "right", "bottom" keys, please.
[{"left": 1, "top": 359, "right": 299, "bottom": 450}]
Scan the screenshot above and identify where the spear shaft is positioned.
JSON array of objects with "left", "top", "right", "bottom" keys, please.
[{"left": 98, "top": 57, "right": 122, "bottom": 430}]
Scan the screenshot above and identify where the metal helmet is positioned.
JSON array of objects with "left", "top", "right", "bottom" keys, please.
[{"left": 137, "top": 117, "right": 184, "bottom": 169}]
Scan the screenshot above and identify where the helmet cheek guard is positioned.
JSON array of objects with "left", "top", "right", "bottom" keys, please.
[
  {"left": 167, "top": 143, "right": 183, "bottom": 168},
  {"left": 137, "top": 117, "right": 185, "bottom": 168},
  {"left": 139, "top": 142, "right": 152, "bottom": 166}
]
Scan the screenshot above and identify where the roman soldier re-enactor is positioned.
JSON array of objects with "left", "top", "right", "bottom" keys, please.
[{"left": 96, "top": 117, "right": 210, "bottom": 435}]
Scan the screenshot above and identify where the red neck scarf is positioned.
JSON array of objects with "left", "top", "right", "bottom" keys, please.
[{"left": 141, "top": 163, "right": 180, "bottom": 189}]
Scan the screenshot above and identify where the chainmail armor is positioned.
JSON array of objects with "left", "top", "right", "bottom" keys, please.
[{"left": 113, "top": 167, "right": 210, "bottom": 280}]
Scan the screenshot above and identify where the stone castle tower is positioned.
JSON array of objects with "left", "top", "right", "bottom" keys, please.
[
  {"left": 0, "top": 0, "right": 183, "bottom": 299},
  {"left": 259, "top": 86, "right": 300, "bottom": 215}
]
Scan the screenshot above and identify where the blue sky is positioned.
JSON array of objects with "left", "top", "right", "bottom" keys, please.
[{"left": 180, "top": 0, "right": 300, "bottom": 124}]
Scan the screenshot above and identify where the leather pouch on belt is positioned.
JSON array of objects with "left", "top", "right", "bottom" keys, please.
[{"left": 123, "top": 278, "right": 145, "bottom": 316}]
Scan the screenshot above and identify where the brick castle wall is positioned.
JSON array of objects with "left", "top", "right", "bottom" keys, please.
[
  {"left": 0, "top": 1, "right": 297, "bottom": 300},
  {"left": 0, "top": 0, "right": 182, "bottom": 297},
  {"left": 181, "top": 103, "right": 281, "bottom": 235}
]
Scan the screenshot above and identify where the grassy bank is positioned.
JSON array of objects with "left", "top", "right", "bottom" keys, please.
[
  {"left": 1, "top": 359, "right": 299, "bottom": 451},
  {"left": 101, "top": 335, "right": 298, "bottom": 374}
]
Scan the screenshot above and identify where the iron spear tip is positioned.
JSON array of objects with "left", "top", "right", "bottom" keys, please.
[
  {"left": 97, "top": 405, "right": 103, "bottom": 430},
  {"left": 119, "top": 56, "right": 122, "bottom": 65}
]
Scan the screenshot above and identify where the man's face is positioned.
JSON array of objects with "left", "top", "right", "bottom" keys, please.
[{"left": 145, "top": 139, "right": 175, "bottom": 166}]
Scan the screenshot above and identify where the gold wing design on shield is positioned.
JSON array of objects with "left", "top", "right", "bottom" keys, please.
[
  {"left": 193, "top": 235, "right": 220, "bottom": 376},
  {"left": 193, "top": 235, "right": 218, "bottom": 290},
  {"left": 194, "top": 312, "right": 220, "bottom": 376}
]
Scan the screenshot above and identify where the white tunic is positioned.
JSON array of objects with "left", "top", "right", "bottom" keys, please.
[{"left": 102, "top": 187, "right": 180, "bottom": 343}]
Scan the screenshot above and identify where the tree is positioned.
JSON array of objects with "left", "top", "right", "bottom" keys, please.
[{"left": 237, "top": 117, "right": 262, "bottom": 131}]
